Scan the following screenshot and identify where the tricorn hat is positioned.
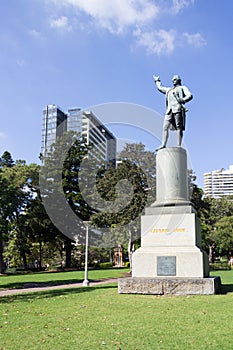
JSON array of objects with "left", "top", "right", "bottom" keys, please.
[{"left": 172, "top": 74, "right": 181, "bottom": 82}]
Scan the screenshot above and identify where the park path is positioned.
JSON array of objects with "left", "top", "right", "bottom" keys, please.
[{"left": 0, "top": 278, "right": 119, "bottom": 297}]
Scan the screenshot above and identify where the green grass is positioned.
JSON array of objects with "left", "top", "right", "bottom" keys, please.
[
  {"left": 0, "top": 268, "right": 128, "bottom": 290},
  {"left": 0, "top": 270, "right": 233, "bottom": 349}
]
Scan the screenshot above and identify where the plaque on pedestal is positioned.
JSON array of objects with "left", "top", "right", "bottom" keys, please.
[{"left": 157, "top": 256, "right": 176, "bottom": 276}]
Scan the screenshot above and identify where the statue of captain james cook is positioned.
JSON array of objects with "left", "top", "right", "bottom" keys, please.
[{"left": 153, "top": 74, "right": 193, "bottom": 151}]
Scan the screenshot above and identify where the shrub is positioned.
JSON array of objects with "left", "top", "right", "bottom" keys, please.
[
  {"left": 98, "top": 262, "right": 113, "bottom": 269},
  {"left": 210, "top": 262, "right": 231, "bottom": 271}
]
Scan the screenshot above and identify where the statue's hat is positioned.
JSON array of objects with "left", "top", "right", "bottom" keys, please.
[{"left": 172, "top": 75, "right": 181, "bottom": 81}]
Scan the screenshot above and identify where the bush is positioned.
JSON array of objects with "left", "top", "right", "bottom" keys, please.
[
  {"left": 5, "top": 267, "right": 17, "bottom": 274},
  {"left": 98, "top": 262, "right": 113, "bottom": 269},
  {"left": 210, "top": 262, "right": 231, "bottom": 271},
  {"left": 124, "top": 262, "right": 130, "bottom": 268}
]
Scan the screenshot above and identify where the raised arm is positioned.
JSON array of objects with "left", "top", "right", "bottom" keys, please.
[{"left": 153, "top": 75, "right": 169, "bottom": 94}]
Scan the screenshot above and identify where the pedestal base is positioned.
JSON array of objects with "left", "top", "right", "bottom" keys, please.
[
  {"left": 118, "top": 276, "right": 221, "bottom": 295},
  {"left": 132, "top": 246, "right": 209, "bottom": 278}
]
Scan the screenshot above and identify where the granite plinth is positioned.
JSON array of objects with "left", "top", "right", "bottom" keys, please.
[
  {"left": 152, "top": 147, "right": 189, "bottom": 207},
  {"left": 118, "top": 276, "right": 221, "bottom": 295}
]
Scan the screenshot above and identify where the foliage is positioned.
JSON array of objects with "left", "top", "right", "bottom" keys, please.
[
  {"left": 70, "top": 245, "right": 111, "bottom": 268},
  {"left": 201, "top": 197, "right": 233, "bottom": 261},
  {"left": 0, "top": 151, "right": 14, "bottom": 167},
  {"left": 40, "top": 131, "right": 101, "bottom": 266},
  {"left": 4, "top": 139, "right": 233, "bottom": 271},
  {"left": 91, "top": 143, "right": 156, "bottom": 259},
  {"left": 210, "top": 262, "right": 231, "bottom": 271},
  {"left": 214, "top": 216, "right": 233, "bottom": 257},
  {"left": 190, "top": 183, "right": 205, "bottom": 216},
  {"left": 0, "top": 152, "right": 39, "bottom": 272},
  {"left": 119, "top": 142, "right": 156, "bottom": 205},
  {"left": 98, "top": 262, "right": 113, "bottom": 269},
  {"left": 190, "top": 185, "right": 233, "bottom": 262},
  {"left": 93, "top": 160, "right": 148, "bottom": 227}
]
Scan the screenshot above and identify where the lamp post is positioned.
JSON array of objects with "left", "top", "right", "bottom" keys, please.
[{"left": 83, "top": 222, "right": 90, "bottom": 287}]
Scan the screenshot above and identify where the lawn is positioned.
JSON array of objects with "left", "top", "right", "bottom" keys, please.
[
  {"left": 0, "top": 270, "right": 233, "bottom": 350},
  {"left": 0, "top": 268, "right": 128, "bottom": 290}
]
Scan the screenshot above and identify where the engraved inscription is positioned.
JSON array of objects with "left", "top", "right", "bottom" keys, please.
[
  {"left": 150, "top": 228, "right": 186, "bottom": 233},
  {"left": 157, "top": 256, "right": 176, "bottom": 276}
]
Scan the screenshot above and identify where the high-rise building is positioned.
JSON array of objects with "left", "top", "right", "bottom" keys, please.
[
  {"left": 204, "top": 165, "right": 233, "bottom": 198},
  {"left": 41, "top": 105, "right": 67, "bottom": 156},
  {"left": 41, "top": 104, "right": 116, "bottom": 165}
]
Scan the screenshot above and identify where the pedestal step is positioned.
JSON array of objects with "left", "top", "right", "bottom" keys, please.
[{"left": 118, "top": 276, "right": 221, "bottom": 295}]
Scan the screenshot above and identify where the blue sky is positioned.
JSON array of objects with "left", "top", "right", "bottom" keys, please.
[{"left": 1, "top": 0, "right": 233, "bottom": 188}]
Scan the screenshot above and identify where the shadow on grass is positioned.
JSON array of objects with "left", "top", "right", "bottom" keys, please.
[
  {"left": 0, "top": 278, "right": 84, "bottom": 290},
  {"left": 0, "top": 284, "right": 117, "bottom": 304},
  {"left": 220, "top": 284, "right": 233, "bottom": 294},
  {"left": 0, "top": 277, "right": 119, "bottom": 290}
]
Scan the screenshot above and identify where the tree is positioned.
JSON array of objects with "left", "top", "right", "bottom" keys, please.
[
  {"left": 26, "top": 196, "right": 64, "bottom": 269},
  {"left": 0, "top": 152, "right": 39, "bottom": 272},
  {"left": 91, "top": 143, "right": 157, "bottom": 268},
  {"left": 214, "top": 216, "right": 233, "bottom": 258},
  {"left": 4, "top": 213, "right": 32, "bottom": 270},
  {"left": 40, "top": 131, "right": 98, "bottom": 267},
  {"left": 0, "top": 151, "right": 14, "bottom": 167},
  {"left": 198, "top": 196, "right": 233, "bottom": 262},
  {"left": 119, "top": 143, "right": 156, "bottom": 205}
]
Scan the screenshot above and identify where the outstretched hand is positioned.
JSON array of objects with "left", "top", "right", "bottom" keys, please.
[{"left": 153, "top": 75, "right": 160, "bottom": 82}]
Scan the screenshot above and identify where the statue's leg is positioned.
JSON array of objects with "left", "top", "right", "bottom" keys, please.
[
  {"left": 162, "top": 119, "right": 170, "bottom": 147},
  {"left": 174, "top": 112, "right": 183, "bottom": 146},
  {"left": 156, "top": 116, "right": 170, "bottom": 151},
  {"left": 177, "top": 128, "right": 183, "bottom": 146}
]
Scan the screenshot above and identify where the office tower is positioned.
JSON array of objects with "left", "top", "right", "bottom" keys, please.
[
  {"left": 41, "top": 104, "right": 67, "bottom": 156},
  {"left": 41, "top": 105, "right": 116, "bottom": 166},
  {"left": 204, "top": 165, "right": 233, "bottom": 198}
]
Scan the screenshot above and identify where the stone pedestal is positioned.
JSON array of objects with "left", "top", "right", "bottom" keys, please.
[
  {"left": 132, "top": 205, "right": 209, "bottom": 278},
  {"left": 118, "top": 276, "right": 221, "bottom": 295},
  {"left": 153, "top": 147, "right": 190, "bottom": 206},
  {"left": 118, "top": 147, "right": 221, "bottom": 295}
]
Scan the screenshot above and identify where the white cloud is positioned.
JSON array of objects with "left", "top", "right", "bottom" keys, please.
[
  {"left": 134, "top": 28, "right": 176, "bottom": 55},
  {"left": 49, "top": 0, "right": 159, "bottom": 34},
  {"left": 172, "top": 0, "right": 195, "bottom": 14},
  {"left": 46, "top": 0, "right": 203, "bottom": 56},
  {"left": 183, "top": 32, "right": 207, "bottom": 47},
  {"left": 49, "top": 16, "right": 72, "bottom": 32}
]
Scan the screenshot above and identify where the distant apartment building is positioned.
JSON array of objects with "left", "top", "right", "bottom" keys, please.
[
  {"left": 204, "top": 165, "right": 233, "bottom": 198},
  {"left": 41, "top": 104, "right": 116, "bottom": 165}
]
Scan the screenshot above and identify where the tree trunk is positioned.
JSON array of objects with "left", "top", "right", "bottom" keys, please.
[
  {"left": 22, "top": 250, "right": 28, "bottom": 271},
  {"left": 0, "top": 232, "right": 5, "bottom": 274},
  {"left": 208, "top": 244, "right": 215, "bottom": 263},
  {"left": 65, "top": 238, "right": 72, "bottom": 268},
  {"left": 39, "top": 240, "right": 43, "bottom": 270},
  {"left": 109, "top": 249, "right": 112, "bottom": 263},
  {"left": 18, "top": 226, "right": 28, "bottom": 271}
]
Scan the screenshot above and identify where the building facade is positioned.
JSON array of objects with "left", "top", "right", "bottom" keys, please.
[
  {"left": 41, "top": 104, "right": 116, "bottom": 165},
  {"left": 204, "top": 165, "right": 233, "bottom": 198}
]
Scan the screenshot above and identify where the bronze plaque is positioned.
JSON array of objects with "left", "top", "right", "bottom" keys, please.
[{"left": 157, "top": 256, "right": 176, "bottom": 276}]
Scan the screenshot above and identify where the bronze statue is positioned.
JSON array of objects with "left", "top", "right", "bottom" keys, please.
[{"left": 153, "top": 74, "right": 193, "bottom": 150}]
